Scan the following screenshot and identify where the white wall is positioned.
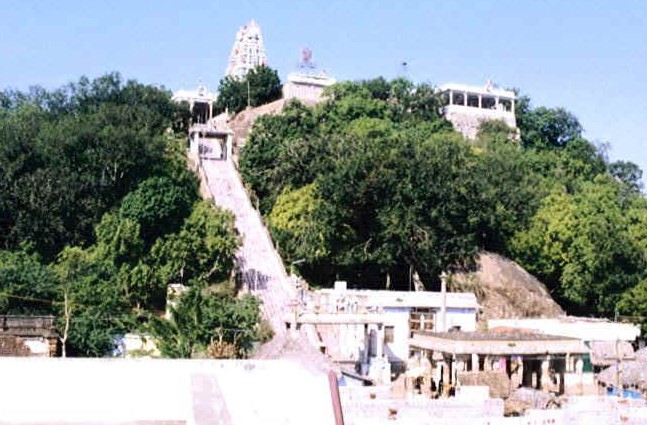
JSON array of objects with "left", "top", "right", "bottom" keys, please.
[
  {"left": 488, "top": 318, "right": 640, "bottom": 342},
  {"left": 445, "top": 308, "right": 477, "bottom": 332},
  {"left": 383, "top": 308, "right": 411, "bottom": 362}
]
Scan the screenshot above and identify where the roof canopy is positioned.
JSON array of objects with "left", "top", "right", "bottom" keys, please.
[
  {"left": 314, "top": 288, "right": 478, "bottom": 310},
  {"left": 438, "top": 82, "right": 515, "bottom": 100},
  {"left": 410, "top": 331, "right": 588, "bottom": 356},
  {"left": 172, "top": 84, "right": 217, "bottom": 103}
]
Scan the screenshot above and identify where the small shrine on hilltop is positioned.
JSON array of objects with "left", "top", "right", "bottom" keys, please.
[
  {"left": 171, "top": 83, "right": 217, "bottom": 125},
  {"left": 439, "top": 81, "right": 517, "bottom": 139},
  {"left": 283, "top": 48, "right": 336, "bottom": 103}
]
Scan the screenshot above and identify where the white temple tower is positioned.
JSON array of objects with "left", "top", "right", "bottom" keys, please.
[{"left": 226, "top": 19, "right": 268, "bottom": 78}]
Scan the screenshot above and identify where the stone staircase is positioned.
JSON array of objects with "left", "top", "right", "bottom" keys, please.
[{"left": 199, "top": 148, "right": 330, "bottom": 369}]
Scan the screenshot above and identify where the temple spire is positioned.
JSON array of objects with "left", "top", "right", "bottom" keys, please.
[{"left": 225, "top": 19, "right": 268, "bottom": 78}]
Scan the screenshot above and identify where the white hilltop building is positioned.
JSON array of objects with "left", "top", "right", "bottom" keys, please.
[
  {"left": 439, "top": 81, "right": 517, "bottom": 140},
  {"left": 171, "top": 83, "right": 218, "bottom": 124},
  {"left": 283, "top": 72, "right": 336, "bottom": 102},
  {"left": 226, "top": 19, "right": 268, "bottom": 78},
  {"left": 283, "top": 48, "right": 336, "bottom": 102}
]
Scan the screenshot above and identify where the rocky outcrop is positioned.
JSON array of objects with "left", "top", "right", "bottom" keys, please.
[{"left": 449, "top": 252, "right": 564, "bottom": 327}]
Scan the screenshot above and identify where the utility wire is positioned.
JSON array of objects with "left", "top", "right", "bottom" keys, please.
[{"left": 0, "top": 291, "right": 258, "bottom": 332}]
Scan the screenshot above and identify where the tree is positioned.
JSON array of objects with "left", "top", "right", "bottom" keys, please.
[
  {"left": 609, "top": 160, "right": 644, "bottom": 193},
  {"left": 239, "top": 101, "right": 321, "bottom": 213},
  {"left": 510, "top": 176, "right": 646, "bottom": 316},
  {"left": 149, "top": 285, "right": 260, "bottom": 358},
  {"left": 470, "top": 141, "right": 545, "bottom": 254},
  {"left": 375, "top": 133, "right": 481, "bottom": 288},
  {"left": 247, "top": 65, "right": 282, "bottom": 107},
  {"left": 151, "top": 201, "right": 239, "bottom": 285},
  {"left": 0, "top": 249, "right": 59, "bottom": 315},
  {"left": 91, "top": 213, "right": 165, "bottom": 311},
  {"left": 118, "top": 176, "right": 195, "bottom": 247},
  {"left": 476, "top": 119, "right": 517, "bottom": 146},
  {"left": 267, "top": 183, "right": 329, "bottom": 264},
  {"left": 215, "top": 66, "right": 281, "bottom": 114},
  {"left": 52, "top": 246, "right": 132, "bottom": 357},
  {"left": 0, "top": 73, "right": 177, "bottom": 260},
  {"left": 215, "top": 75, "right": 247, "bottom": 113},
  {"left": 515, "top": 92, "right": 583, "bottom": 149},
  {"left": 93, "top": 213, "right": 143, "bottom": 267}
]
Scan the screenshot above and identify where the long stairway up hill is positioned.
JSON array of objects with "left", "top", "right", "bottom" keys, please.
[{"left": 199, "top": 144, "right": 330, "bottom": 370}]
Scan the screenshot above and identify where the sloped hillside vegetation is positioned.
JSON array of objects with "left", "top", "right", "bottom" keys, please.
[
  {"left": 0, "top": 74, "right": 262, "bottom": 357},
  {"left": 240, "top": 77, "right": 647, "bottom": 327}
]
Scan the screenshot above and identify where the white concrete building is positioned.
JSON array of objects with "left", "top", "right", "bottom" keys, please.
[
  {"left": 297, "top": 285, "right": 478, "bottom": 381},
  {"left": 283, "top": 71, "right": 336, "bottom": 102},
  {"left": 172, "top": 83, "right": 218, "bottom": 124},
  {"left": 439, "top": 82, "right": 517, "bottom": 139},
  {"left": 488, "top": 317, "right": 641, "bottom": 343},
  {"left": 226, "top": 19, "right": 268, "bottom": 78}
]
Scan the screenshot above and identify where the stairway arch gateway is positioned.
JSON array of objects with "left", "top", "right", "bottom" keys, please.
[{"left": 190, "top": 125, "right": 233, "bottom": 161}]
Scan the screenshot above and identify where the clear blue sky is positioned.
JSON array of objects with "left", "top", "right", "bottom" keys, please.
[{"left": 2, "top": 0, "right": 646, "bottom": 184}]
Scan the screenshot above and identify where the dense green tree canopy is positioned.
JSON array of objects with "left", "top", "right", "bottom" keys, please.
[
  {"left": 0, "top": 73, "right": 261, "bottom": 358},
  {"left": 511, "top": 176, "right": 647, "bottom": 316},
  {"left": 215, "top": 65, "right": 282, "bottom": 114},
  {"left": 0, "top": 73, "right": 179, "bottom": 260},
  {"left": 0, "top": 250, "right": 59, "bottom": 315},
  {"left": 609, "top": 160, "right": 644, "bottom": 193},
  {"left": 119, "top": 176, "right": 195, "bottom": 247},
  {"left": 516, "top": 94, "right": 583, "bottom": 149},
  {"left": 150, "top": 287, "right": 260, "bottom": 358},
  {"left": 241, "top": 78, "right": 545, "bottom": 289}
]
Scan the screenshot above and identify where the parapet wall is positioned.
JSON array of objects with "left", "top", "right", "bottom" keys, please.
[{"left": 444, "top": 105, "right": 517, "bottom": 140}]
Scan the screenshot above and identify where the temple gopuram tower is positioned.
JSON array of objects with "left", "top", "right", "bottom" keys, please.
[{"left": 226, "top": 20, "right": 268, "bottom": 78}]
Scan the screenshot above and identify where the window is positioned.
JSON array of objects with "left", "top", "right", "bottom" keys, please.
[
  {"left": 409, "top": 308, "right": 434, "bottom": 336},
  {"left": 482, "top": 96, "right": 496, "bottom": 110},
  {"left": 467, "top": 94, "right": 479, "bottom": 108},
  {"left": 384, "top": 326, "right": 395, "bottom": 344}
]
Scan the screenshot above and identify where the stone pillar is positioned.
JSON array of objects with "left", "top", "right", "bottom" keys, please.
[
  {"left": 472, "top": 353, "right": 479, "bottom": 371},
  {"left": 439, "top": 272, "right": 447, "bottom": 333},
  {"left": 363, "top": 324, "right": 370, "bottom": 364},
  {"left": 511, "top": 98, "right": 516, "bottom": 114},
  {"left": 226, "top": 134, "right": 233, "bottom": 161},
  {"left": 505, "top": 356, "right": 512, "bottom": 379},
  {"left": 434, "top": 357, "right": 443, "bottom": 384},
  {"left": 495, "top": 96, "right": 499, "bottom": 108},
  {"left": 575, "top": 355, "right": 584, "bottom": 395},
  {"left": 540, "top": 355, "right": 550, "bottom": 391},
  {"left": 449, "top": 90, "right": 454, "bottom": 105},
  {"left": 442, "top": 356, "right": 451, "bottom": 395},
  {"left": 209, "top": 102, "right": 213, "bottom": 120},
  {"left": 463, "top": 92, "right": 468, "bottom": 106},
  {"left": 478, "top": 94, "right": 482, "bottom": 109},
  {"left": 521, "top": 359, "right": 533, "bottom": 388},
  {"left": 452, "top": 354, "right": 459, "bottom": 386},
  {"left": 376, "top": 325, "right": 384, "bottom": 358}
]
